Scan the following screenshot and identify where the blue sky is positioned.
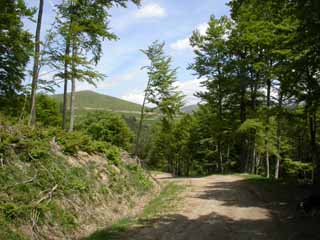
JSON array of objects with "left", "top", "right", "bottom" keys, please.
[{"left": 25, "top": 0, "right": 230, "bottom": 105}]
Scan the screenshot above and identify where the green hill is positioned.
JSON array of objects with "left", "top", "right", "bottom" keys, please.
[{"left": 52, "top": 90, "right": 143, "bottom": 113}]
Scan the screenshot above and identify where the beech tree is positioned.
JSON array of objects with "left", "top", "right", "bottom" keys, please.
[
  {"left": 0, "top": 0, "right": 33, "bottom": 106},
  {"left": 29, "top": 0, "right": 44, "bottom": 126},
  {"left": 142, "top": 41, "right": 184, "bottom": 173},
  {"left": 46, "top": 0, "right": 141, "bottom": 131}
]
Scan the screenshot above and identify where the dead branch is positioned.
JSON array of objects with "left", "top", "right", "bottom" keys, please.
[{"left": 36, "top": 184, "right": 58, "bottom": 205}]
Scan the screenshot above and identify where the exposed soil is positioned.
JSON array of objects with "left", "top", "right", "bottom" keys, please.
[{"left": 117, "top": 174, "right": 320, "bottom": 240}]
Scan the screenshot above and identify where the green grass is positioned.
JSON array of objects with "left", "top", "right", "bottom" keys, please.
[
  {"left": 0, "top": 124, "right": 154, "bottom": 240},
  {"left": 84, "top": 182, "right": 186, "bottom": 240},
  {"left": 236, "top": 173, "right": 271, "bottom": 182}
]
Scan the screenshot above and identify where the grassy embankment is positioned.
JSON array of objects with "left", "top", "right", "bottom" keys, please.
[
  {"left": 0, "top": 122, "right": 155, "bottom": 239},
  {"left": 85, "top": 182, "right": 186, "bottom": 240}
]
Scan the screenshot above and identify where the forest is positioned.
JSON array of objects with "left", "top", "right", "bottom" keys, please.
[
  {"left": 137, "top": 0, "right": 320, "bottom": 182},
  {"left": 1, "top": 0, "right": 320, "bottom": 239}
]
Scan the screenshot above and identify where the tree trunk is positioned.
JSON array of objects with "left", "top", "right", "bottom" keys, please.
[
  {"left": 256, "top": 154, "right": 261, "bottom": 175},
  {"left": 62, "top": 38, "right": 70, "bottom": 130},
  {"left": 265, "top": 78, "right": 271, "bottom": 178},
  {"left": 309, "top": 110, "right": 317, "bottom": 183},
  {"left": 134, "top": 78, "right": 151, "bottom": 156},
  {"left": 69, "top": 41, "right": 76, "bottom": 132},
  {"left": 251, "top": 130, "right": 257, "bottom": 174},
  {"left": 218, "top": 83, "right": 224, "bottom": 174},
  {"left": 218, "top": 140, "right": 223, "bottom": 174},
  {"left": 29, "top": 0, "right": 44, "bottom": 126},
  {"left": 275, "top": 92, "right": 283, "bottom": 179},
  {"left": 240, "top": 81, "right": 247, "bottom": 172}
]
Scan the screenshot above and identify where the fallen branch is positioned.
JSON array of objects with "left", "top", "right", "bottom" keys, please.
[{"left": 36, "top": 184, "right": 58, "bottom": 205}]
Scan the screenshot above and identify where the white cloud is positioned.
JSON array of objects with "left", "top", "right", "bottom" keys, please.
[
  {"left": 121, "top": 78, "right": 204, "bottom": 106},
  {"left": 77, "top": 69, "right": 142, "bottom": 92},
  {"left": 134, "top": 3, "right": 166, "bottom": 18},
  {"left": 170, "top": 22, "right": 209, "bottom": 51},
  {"left": 121, "top": 89, "right": 145, "bottom": 105},
  {"left": 174, "top": 78, "right": 205, "bottom": 105},
  {"left": 197, "top": 22, "right": 209, "bottom": 35},
  {"left": 170, "top": 38, "right": 192, "bottom": 51}
]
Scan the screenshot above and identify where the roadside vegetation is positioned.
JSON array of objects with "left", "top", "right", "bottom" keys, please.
[
  {"left": 85, "top": 182, "right": 186, "bottom": 240},
  {"left": 0, "top": 116, "right": 154, "bottom": 239}
]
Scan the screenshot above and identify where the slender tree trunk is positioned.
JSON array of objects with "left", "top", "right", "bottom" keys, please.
[
  {"left": 226, "top": 144, "right": 230, "bottom": 163},
  {"left": 239, "top": 66, "right": 247, "bottom": 172},
  {"left": 29, "top": 0, "right": 44, "bottom": 126},
  {"left": 62, "top": 38, "right": 70, "bottom": 130},
  {"left": 265, "top": 78, "right": 271, "bottom": 178},
  {"left": 251, "top": 130, "right": 257, "bottom": 174},
  {"left": 135, "top": 78, "right": 151, "bottom": 156},
  {"left": 218, "top": 140, "right": 223, "bottom": 174},
  {"left": 309, "top": 110, "right": 317, "bottom": 183},
  {"left": 275, "top": 93, "right": 283, "bottom": 179},
  {"left": 256, "top": 154, "right": 261, "bottom": 175},
  {"left": 240, "top": 86, "right": 247, "bottom": 172},
  {"left": 252, "top": 142, "right": 256, "bottom": 174},
  {"left": 218, "top": 80, "right": 224, "bottom": 174},
  {"left": 69, "top": 41, "right": 77, "bottom": 132}
]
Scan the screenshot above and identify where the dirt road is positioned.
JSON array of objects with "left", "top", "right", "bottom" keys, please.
[{"left": 118, "top": 175, "right": 320, "bottom": 240}]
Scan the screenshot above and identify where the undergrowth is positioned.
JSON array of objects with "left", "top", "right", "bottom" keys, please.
[{"left": 0, "top": 123, "right": 154, "bottom": 239}]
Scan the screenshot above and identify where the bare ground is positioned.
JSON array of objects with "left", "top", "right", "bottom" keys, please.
[{"left": 116, "top": 174, "right": 320, "bottom": 240}]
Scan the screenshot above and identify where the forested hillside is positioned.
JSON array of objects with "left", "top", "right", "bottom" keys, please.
[
  {"left": 0, "top": 0, "right": 320, "bottom": 239},
  {"left": 52, "top": 90, "right": 144, "bottom": 113}
]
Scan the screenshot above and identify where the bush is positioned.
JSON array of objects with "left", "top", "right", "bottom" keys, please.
[
  {"left": 77, "top": 111, "right": 134, "bottom": 150},
  {"left": 36, "top": 95, "right": 62, "bottom": 127},
  {"left": 55, "top": 130, "right": 95, "bottom": 155},
  {"left": 282, "top": 158, "right": 313, "bottom": 182}
]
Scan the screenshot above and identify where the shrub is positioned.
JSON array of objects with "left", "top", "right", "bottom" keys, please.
[
  {"left": 282, "top": 158, "right": 313, "bottom": 182},
  {"left": 55, "top": 131, "right": 95, "bottom": 155},
  {"left": 36, "top": 95, "right": 62, "bottom": 127},
  {"left": 77, "top": 111, "right": 134, "bottom": 150}
]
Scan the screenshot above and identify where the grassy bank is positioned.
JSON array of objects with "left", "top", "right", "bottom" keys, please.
[
  {"left": 85, "top": 182, "right": 186, "bottom": 240},
  {"left": 0, "top": 124, "right": 154, "bottom": 239}
]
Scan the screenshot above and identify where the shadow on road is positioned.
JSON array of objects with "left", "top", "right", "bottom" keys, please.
[{"left": 84, "top": 177, "right": 320, "bottom": 240}]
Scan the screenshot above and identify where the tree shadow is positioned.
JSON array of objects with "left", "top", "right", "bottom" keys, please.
[{"left": 84, "top": 177, "right": 320, "bottom": 240}]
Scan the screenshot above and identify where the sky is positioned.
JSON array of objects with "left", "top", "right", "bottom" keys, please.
[{"left": 25, "top": 0, "right": 230, "bottom": 106}]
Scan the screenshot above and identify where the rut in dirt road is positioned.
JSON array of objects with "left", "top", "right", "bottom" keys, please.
[{"left": 118, "top": 175, "right": 284, "bottom": 240}]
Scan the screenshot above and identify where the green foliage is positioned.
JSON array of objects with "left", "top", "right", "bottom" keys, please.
[
  {"left": 126, "top": 165, "right": 153, "bottom": 193},
  {"left": 36, "top": 95, "right": 62, "bottom": 127},
  {"left": 0, "top": 0, "right": 33, "bottom": 99},
  {"left": 0, "top": 219, "right": 27, "bottom": 240},
  {"left": 0, "top": 121, "right": 153, "bottom": 239},
  {"left": 141, "top": 41, "right": 185, "bottom": 173},
  {"left": 282, "top": 158, "right": 313, "bottom": 181},
  {"left": 142, "top": 41, "right": 184, "bottom": 125},
  {"left": 77, "top": 111, "right": 134, "bottom": 150},
  {"left": 238, "top": 118, "right": 278, "bottom": 157},
  {"left": 55, "top": 130, "right": 94, "bottom": 154}
]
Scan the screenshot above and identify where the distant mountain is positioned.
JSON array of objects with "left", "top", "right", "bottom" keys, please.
[
  {"left": 181, "top": 104, "right": 199, "bottom": 113},
  {"left": 51, "top": 90, "right": 143, "bottom": 113}
]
